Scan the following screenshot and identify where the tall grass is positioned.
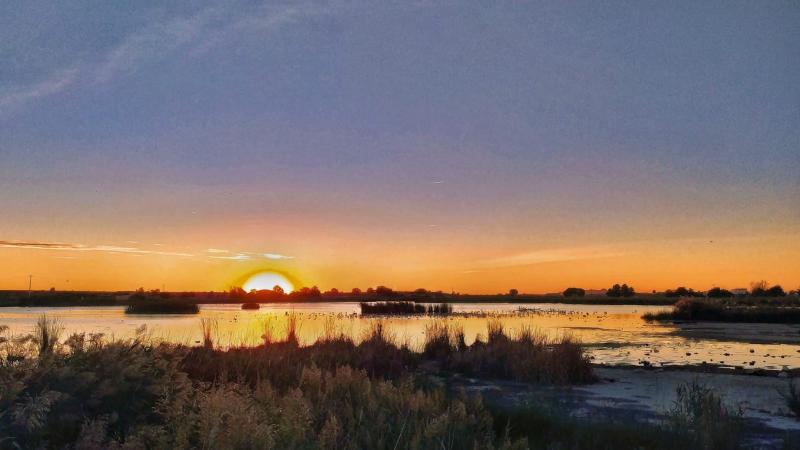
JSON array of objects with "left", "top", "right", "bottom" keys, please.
[
  {"left": 643, "top": 298, "right": 800, "bottom": 323},
  {"left": 125, "top": 301, "right": 199, "bottom": 314},
  {"left": 285, "top": 312, "right": 299, "bottom": 346},
  {"left": 260, "top": 315, "right": 276, "bottom": 345},
  {"left": 360, "top": 301, "right": 453, "bottom": 315},
  {"left": 665, "top": 380, "right": 743, "bottom": 448},
  {"left": 424, "top": 320, "right": 595, "bottom": 384},
  {"left": 783, "top": 378, "right": 800, "bottom": 418},
  {"left": 200, "top": 318, "right": 217, "bottom": 349},
  {"left": 2, "top": 316, "right": 761, "bottom": 449},
  {"left": 34, "top": 314, "right": 62, "bottom": 356}
]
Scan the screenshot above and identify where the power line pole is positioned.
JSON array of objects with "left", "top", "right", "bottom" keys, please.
[{"left": 28, "top": 274, "right": 32, "bottom": 298}]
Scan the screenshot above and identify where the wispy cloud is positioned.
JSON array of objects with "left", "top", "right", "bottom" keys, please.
[
  {"left": 474, "top": 246, "right": 626, "bottom": 269},
  {"left": 209, "top": 253, "right": 250, "bottom": 261},
  {"left": 93, "top": 7, "right": 222, "bottom": 83},
  {"left": 2, "top": 2, "right": 343, "bottom": 114},
  {"left": 206, "top": 248, "right": 229, "bottom": 253},
  {"left": 0, "top": 68, "right": 79, "bottom": 114},
  {"left": 263, "top": 253, "right": 294, "bottom": 260},
  {"left": 0, "top": 240, "right": 193, "bottom": 257}
]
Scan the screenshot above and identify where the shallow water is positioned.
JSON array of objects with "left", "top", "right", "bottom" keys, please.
[{"left": 2, "top": 302, "right": 799, "bottom": 370}]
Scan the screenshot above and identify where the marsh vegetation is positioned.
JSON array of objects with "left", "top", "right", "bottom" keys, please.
[
  {"left": 360, "top": 301, "right": 453, "bottom": 315},
  {"left": 0, "top": 315, "right": 778, "bottom": 449},
  {"left": 124, "top": 301, "right": 200, "bottom": 315},
  {"left": 643, "top": 298, "right": 800, "bottom": 323}
]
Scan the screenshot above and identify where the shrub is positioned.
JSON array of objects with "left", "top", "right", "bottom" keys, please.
[
  {"left": 783, "top": 378, "right": 800, "bottom": 418},
  {"left": 562, "top": 287, "right": 585, "bottom": 297},
  {"left": 607, "top": 283, "right": 635, "bottom": 297},
  {"left": 0, "top": 332, "right": 527, "bottom": 449},
  {"left": 241, "top": 301, "right": 260, "bottom": 310},
  {"left": 664, "top": 287, "right": 703, "bottom": 298},
  {"left": 643, "top": 298, "right": 800, "bottom": 323},
  {"left": 665, "top": 381, "right": 743, "bottom": 449},
  {"left": 423, "top": 320, "right": 595, "bottom": 385},
  {"left": 125, "top": 301, "right": 199, "bottom": 314},
  {"left": 360, "top": 301, "right": 452, "bottom": 315},
  {"left": 707, "top": 287, "right": 734, "bottom": 298}
]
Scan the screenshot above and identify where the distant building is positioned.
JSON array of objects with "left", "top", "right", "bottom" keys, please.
[{"left": 730, "top": 288, "right": 748, "bottom": 296}]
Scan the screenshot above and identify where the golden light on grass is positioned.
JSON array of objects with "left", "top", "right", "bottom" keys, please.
[{"left": 242, "top": 271, "right": 295, "bottom": 293}]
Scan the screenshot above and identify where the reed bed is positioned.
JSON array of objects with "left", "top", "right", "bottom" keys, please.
[
  {"left": 643, "top": 298, "right": 800, "bottom": 323},
  {"left": 424, "top": 319, "right": 595, "bottom": 384},
  {"left": 360, "top": 301, "right": 453, "bottom": 315},
  {"left": 0, "top": 316, "right": 756, "bottom": 449},
  {"left": 124, "top": 301, "right": 200, "bottom": 314}
]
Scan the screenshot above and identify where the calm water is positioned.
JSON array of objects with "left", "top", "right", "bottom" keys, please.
[{"left": 2, "top": 302, "right": 799, "bottom": 370}]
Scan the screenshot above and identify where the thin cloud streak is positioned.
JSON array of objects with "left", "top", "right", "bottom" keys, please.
[
  {"left": 0, "top": 240, "right": 193, "bottom": 257},
  {"left": 2, "top": 2, "right": 347, "bottom": 114},
  {"left": 263, "top": 253, "right": 294, "bottom": 260},
  {"left": 209, "top": 253, "right": 250, "bottom": 261},
  {"left": 475, "top": 246, "right": 627, "bottom": 269},
  {"left": 0, "top": 68, "right": 79, "bottom": 114}
]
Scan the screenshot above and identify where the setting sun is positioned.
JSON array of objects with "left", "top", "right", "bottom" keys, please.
[{"left": 242, "top": 271, "right": 294, "bottom": 293}]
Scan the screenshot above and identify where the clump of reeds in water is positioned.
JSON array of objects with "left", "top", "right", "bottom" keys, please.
[
  {"left": 125, "top": 301, "right": 199, "bottom": 314},
  {"left": 35, "top": 314, "right": 63, "bottom": 356},
  {"left": 200, "top": 318, "right": 218, "bottom": 349},
  {"left": 423, "top": 319, "right": 595, "bottom": 384},
  {"left": 642, "top": 297, "right": 800, "bottom": 323},
  {"left": 359, "top": 301, "right": 452, "bottom": 315},
  {"left": 241, "top": 301, "right": 260, "bottom": 310}
]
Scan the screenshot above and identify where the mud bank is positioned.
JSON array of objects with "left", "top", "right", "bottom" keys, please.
[{"left": 442, "top": 366, "right": 800, "bottom": 448}]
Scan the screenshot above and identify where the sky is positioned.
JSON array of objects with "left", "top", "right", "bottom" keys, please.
[{"left": 1, "top": 0, "right": 798, "bottom": 293}]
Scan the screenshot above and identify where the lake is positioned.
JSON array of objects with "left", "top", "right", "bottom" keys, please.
[{"left": 2, "top": 302, "right": 799, "bottom": 370}]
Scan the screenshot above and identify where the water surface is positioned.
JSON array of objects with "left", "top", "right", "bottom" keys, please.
[{"left": 2, "top": 302, "right": 799, "bottom": 370}]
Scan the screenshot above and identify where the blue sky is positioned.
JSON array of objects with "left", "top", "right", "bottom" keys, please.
[{"left": 0, "top": 1, "right": 798, "bottom": 291}]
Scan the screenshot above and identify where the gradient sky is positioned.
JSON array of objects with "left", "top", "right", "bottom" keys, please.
[{"left": 1, "top": 1, "right": 798, "bottom": 293}]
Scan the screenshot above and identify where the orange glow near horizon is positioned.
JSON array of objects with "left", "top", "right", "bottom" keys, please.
[
  {"left": 0, "top": 230, "right": 797, "bottom": 294},
  {"left": 242, "top": 271, "right": 295, "bottom": 293}
]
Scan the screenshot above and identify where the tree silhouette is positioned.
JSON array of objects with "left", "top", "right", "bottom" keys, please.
[{"left": 562, "top": 287, "right": 585, "bottom": 297}]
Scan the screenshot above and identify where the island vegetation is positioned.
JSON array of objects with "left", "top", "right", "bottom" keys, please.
[
  {"left": 643, "top": 297, "right": 800, "bottom": 323},
  {"left": 124, "top": 301, "right": 200, "bottom": 315},
  {"left": 360, "top": 301, "right": 453, "bottom": 315}
]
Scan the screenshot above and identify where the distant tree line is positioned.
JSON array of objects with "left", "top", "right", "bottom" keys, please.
[{"left": 555, "top": 280, "right": 795, "bottom": 299}]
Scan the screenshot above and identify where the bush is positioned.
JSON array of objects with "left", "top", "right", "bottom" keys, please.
[
  {"left": 783, "top": 378, "right": 800, "bottom": 418},
  {"left": 360, "top": 301, "right": 452, "bottom": 315},
  {"left": 562, "top": 287, "right": 585, "bottom": 297},
  {"left": 125, "top": 301, "right": 199, "bottom": 314},
  {"left": 0, "top": 343, "right": 524, "bottom": 449},
  {"left": 750, "top": 281, "right": 786, "bottom": 297},
  {"left": 664, "top": 287, "right": 703, "bottom": 298},
  {"left": 241, "top": 301, "right": 260, "bottom": 310},
  {"left": 607, "top": 284, "right": 635, "bottom": 297},
  {"left": 423, "top": 321, "right": 595, "bottom": 385},
  {"left": 0, "top": 318, "right": 528, "bottom": 449},
  {"left": 666, "top": 381, "right": 743, "bottom": 449},
  {"left": 643, "top": 298, "right": 800, "bottom": 323},
  {"left": 707, "top": 287, "right": 734, "bottom": 298}
]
